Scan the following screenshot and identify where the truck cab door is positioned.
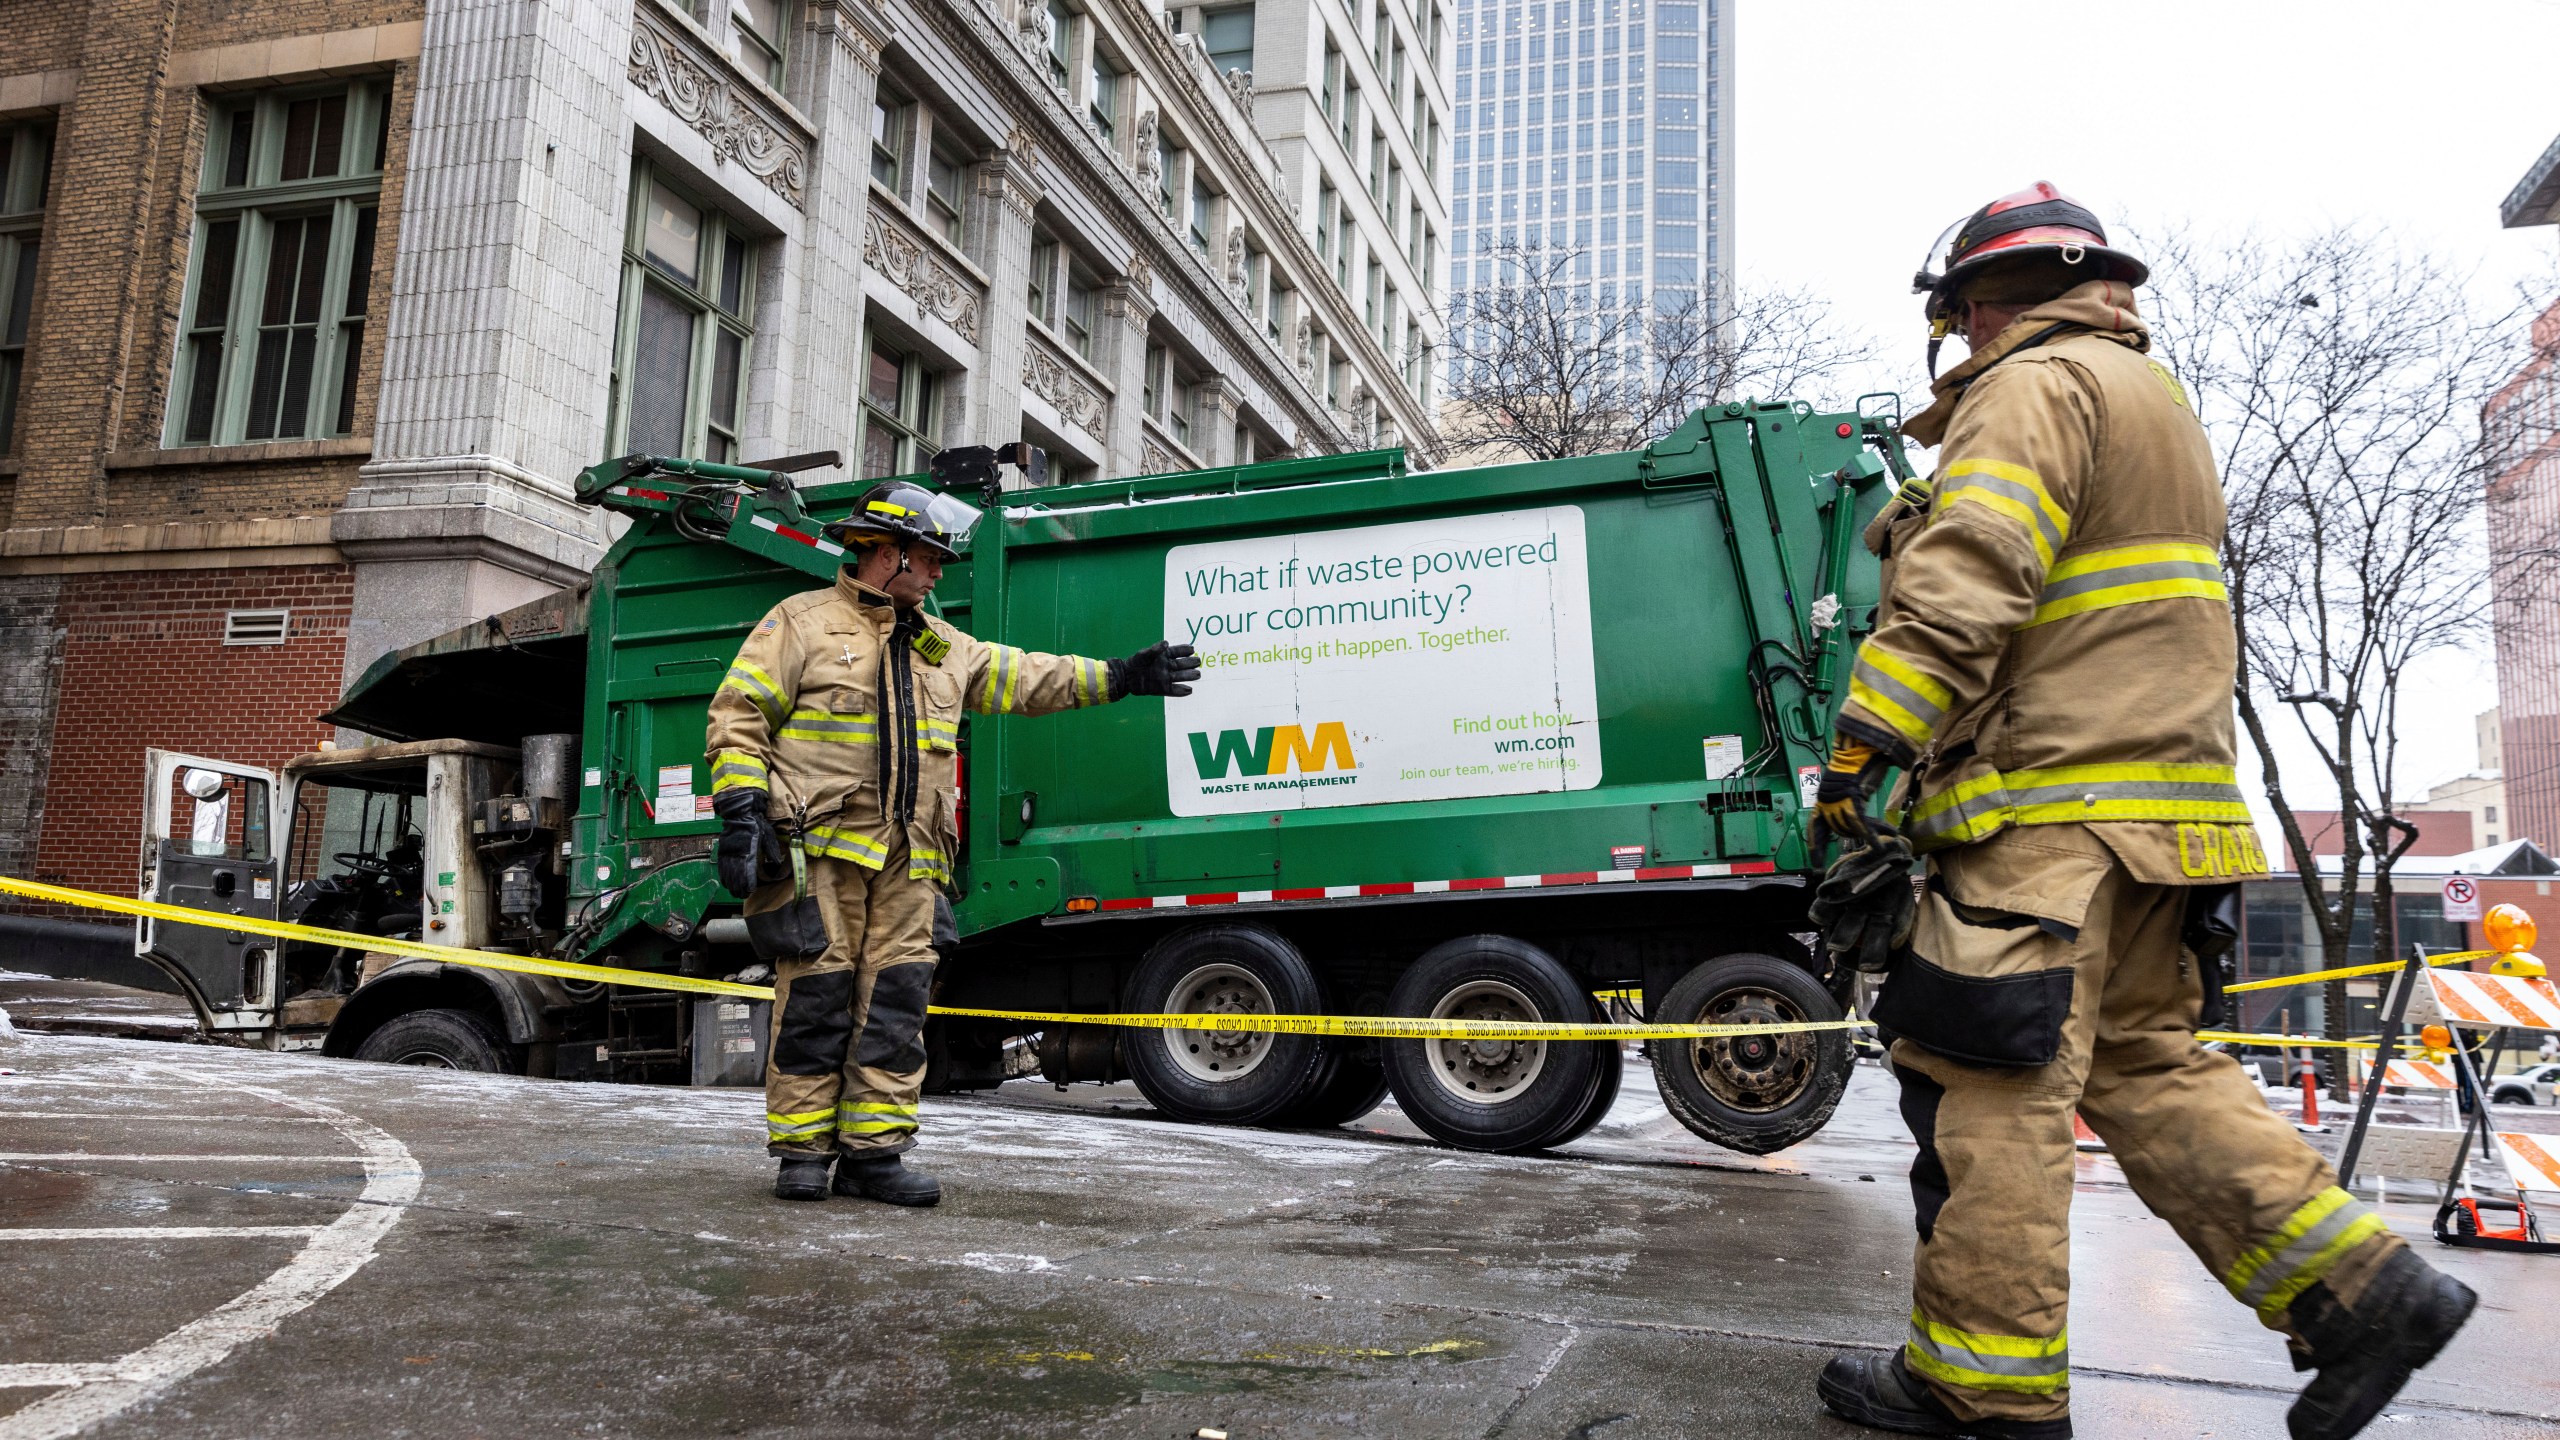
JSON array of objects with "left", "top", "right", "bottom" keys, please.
[{"left": 138, "top": 749, "right": 284, "bottom": 1033}]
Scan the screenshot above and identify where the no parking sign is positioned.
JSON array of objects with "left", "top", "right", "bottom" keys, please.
[{"left": 2442, "top": 875, "right": 2482, "bottom": 922}]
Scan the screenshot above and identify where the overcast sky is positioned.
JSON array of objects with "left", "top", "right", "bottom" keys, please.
[{"left": 1736, "top": 0, "right": 2560, "bottom": 827}]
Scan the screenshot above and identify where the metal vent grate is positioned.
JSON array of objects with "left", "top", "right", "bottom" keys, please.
[{"left": 222, "top": 608, "right": 290, "bottom": 645}]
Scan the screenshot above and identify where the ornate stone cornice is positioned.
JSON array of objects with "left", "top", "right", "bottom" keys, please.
[
  {"left": 630, "top": 2, "right": 811, "bottom": 210},
  {"left": 863, "top": 197, "right": 983, "bottom": 341},
  {"left": 1024, "top": 328, "right": 1110, "bottom": 437},
  {"left": 806, "top": 0, "right": 893, "bottom": 69}
]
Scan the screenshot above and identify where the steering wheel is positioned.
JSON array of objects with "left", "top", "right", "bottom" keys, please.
[{"left": 333, "top": 851, "right": 400, "bottom": 878}]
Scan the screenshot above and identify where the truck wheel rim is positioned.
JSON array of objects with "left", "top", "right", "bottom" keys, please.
[
  {"left": 1683, "top": 987, "right": 1813, "bottom": 1113},
  {"left": 1426, "top": 979, "right": 1547, "bottom": 1105},
  {"left": 1163, "top": 962, "right": 1276, "bottom": 1082},
  {"left": 386, "top": 1048, "right": 462, "bottom": 1069}
]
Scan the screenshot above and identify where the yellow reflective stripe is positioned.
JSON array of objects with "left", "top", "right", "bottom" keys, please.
[
  {"left": 721, "top": 661, "right": 788, "bottom": 724},
  {"left": 778, "top": 708, "right": 880, "bottom": 743},
  {"left": 2024, "top": 542, "right": 2228, "bottom": 628},
  {"left": 2224, "top": 1187, "right": 2390, "bottom": 1320},
  {"left": 1938, "top": 458, "right": 2069, "bottom": 569},
  {"left": 1904, "top": 1310, "right": 2068, "bottom": 1396},
  {"left": 802, "top": 825, "right": 890, "bottom": 866},
  {"left": 710, "top": 752, "right": 770, "bottom": 793},
  {"left": 1906, "top": 764, "right": 2249, "bottom": 852},
  {"left": 837, "top": 1099, "right": 920, "bottom": 1134},
  {"left": 998, "top": 646, "right": 1024, "bottom": 712},
  {"left": 1848, "top": 646, "right": 1953, "bottom": 747}
]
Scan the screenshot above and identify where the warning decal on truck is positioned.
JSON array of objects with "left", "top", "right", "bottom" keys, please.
[{"left": 1163, "top": 505, "right": 1599, "bottom": 816}]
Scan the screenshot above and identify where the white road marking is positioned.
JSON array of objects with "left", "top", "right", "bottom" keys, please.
[
  {"left": 0, "top": 1227, "right": 325, "bottom": 1241},
  {"left": 0, "top": 1367, "right": 118, "bottom": 1390},
  {"left": 0, "top": 1153, "right": 365, "bottom": 1163},
  {"left": 0, "top": 1112, "right": 330, "bottom": 1121},
  {"left": 0, "top": 1066, "right": 417, "bottom": 1440}
]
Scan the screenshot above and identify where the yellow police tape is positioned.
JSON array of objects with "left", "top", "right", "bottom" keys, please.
[
  {"left": 2223, "top": 949, "right": 2496, "bottom": 995},
  {"left": 0, "top": 875, "right": 1864, "bottom": 1044}
]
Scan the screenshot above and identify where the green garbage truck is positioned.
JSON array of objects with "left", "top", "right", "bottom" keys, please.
[{"left": 134, "top": 399, "right": 1903, "bottom": 1156}]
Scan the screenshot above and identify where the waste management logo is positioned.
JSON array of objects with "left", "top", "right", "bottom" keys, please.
[
  {"left": 1162, "top": 505, "right": 1599, "bottom": 817},
  {"left": 1188, "top": 722, "right": 1359, "bottom": 795}
]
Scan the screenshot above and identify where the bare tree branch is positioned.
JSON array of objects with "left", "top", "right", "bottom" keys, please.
[
  {"left": 1437, "top": 240, "right": 1866, "bottom": 461},
  {"left": 2138, "top": 222, "right": 2539, "bottom": 1057}
]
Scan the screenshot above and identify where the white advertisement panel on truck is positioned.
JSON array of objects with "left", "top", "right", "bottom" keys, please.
[{"left": 1162, "top": 505, "right": 1600, "bottom": 817}]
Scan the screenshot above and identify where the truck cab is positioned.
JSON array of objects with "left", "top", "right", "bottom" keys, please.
[{"left": 138, "top": 737, "right": 608, "bottom": 1074}]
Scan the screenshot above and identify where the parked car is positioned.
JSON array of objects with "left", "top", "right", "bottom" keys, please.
[{"left": 2491, "top": 1062, "right": 2560, "bottom": 1106}]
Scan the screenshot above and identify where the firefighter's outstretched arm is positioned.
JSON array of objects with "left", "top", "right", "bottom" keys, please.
[
  {"left": 1836, "top": 360, "right": 2095, "bottom": 763},
  {"left": 953, "top": 634, "right": 1197, "bottom": 717},
  {"left": 705, "top": 605, "right": 805, "bottom": 895}
]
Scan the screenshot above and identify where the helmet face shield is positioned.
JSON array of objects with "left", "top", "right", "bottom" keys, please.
[
  {"left": 919, "top": 490, "right": 982, "bottom": 552},
  {"left": 1913, "top": 214, "right": 1968, "bottom": 300}
]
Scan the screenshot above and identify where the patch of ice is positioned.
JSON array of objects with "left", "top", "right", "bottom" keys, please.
[{"left": 958, "top": 1252, "right": 1057, "bottom": 1274}]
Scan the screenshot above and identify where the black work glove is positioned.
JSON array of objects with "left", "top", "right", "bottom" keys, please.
[
  {"left": 1109, "top": 641, "right": 1202, "bottom": 698},
  {"left": 1807, "top": 829, "right": 1918, "bottom": 975},
  {"left": 712, "top": 788, "right": 788, "bottom": 899}
]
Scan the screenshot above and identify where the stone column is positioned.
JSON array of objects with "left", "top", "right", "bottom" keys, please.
[
  {"left": 1098, "top": 256, "right": 1156, "bottom": 480},
  {"left": 1194, "top": 377, "right": 1239, "bottom": 467},
  {"left": 335, "top": 0, "right": 634, "bottom": 681},
  {"left": 780, "top": 0, "right": 896, "bottom": 458},
  {"left": 964, "top": 128, "right": 1043, "bottom": 454}
]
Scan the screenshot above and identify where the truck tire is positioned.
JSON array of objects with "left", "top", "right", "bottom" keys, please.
[
  {"left": 1121, "top": 925, "right": 1326, "bottom": 1126},
  {"left": 1651, "top": 952, "right": 1851, "bottom": 1156},
  {"left": 1382, "top": 935, "right": 1606, "bottom": 1153},
  {"left": 1539, "top": 1039, "right": 1626, "bottom": 1151},
  {"left": 353, "top": 1007, "right": 513, "bottom": 1072},
  {"left": 1268, "top": 1040, "right": 1391, "bottom": 1129}
]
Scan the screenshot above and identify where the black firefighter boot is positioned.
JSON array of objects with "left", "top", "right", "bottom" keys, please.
[
  {"left": 773, "top": 1154, "right": 833, "bottom": 1202},
  {"left": 2284, "top": 1246, "right": 2476, "bottom": 1440},
  {"left": 834, "top": 1151, "right": 941, "bottom": 1207},
  {"left": 1816, "top": 1352, "right": 2072, "bottom": 1439}
]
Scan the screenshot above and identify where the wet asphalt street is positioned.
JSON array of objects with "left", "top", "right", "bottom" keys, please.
[{"left": 0, "top": 1028, "right": 2554, "bottom": 1440}]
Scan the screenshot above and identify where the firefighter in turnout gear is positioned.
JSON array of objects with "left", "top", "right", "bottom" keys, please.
[
  {"left": 1813, "top": 186, "right": 2476, "bottom": 1440},
  {"left": 705, "top": 477, "right": 1200, "bottom": 1206}
]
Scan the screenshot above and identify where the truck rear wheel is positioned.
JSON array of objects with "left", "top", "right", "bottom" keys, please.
[
  {"left": 1268, "top": 1039, "right": 1390, "bottom": 1129},
  {"left": 1383, "top": 935, "right": 1606, "bottom": 1153},
  {"left": 1650, "top": 952, "right": 1851, "bottom": 1156},
  {"left": 1121, "top": 925, "right": 1326, "bottom": 1126},
  {"left": 352, "top": 1007, "right": 513, "bottom": 1072},
  {"left": 1540, "top": 1037, "right": 1625, "bottom": 1151}
]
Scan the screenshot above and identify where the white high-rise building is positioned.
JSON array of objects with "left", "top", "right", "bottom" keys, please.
[{"left": 1445, "top": 0, "right": 1731, "bottom": 329}]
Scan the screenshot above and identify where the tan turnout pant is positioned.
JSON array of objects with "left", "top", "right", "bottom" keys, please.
[
  {"left": 754, "top": 851, "right": 939, "bottom": 1158},
  {"left": 1883, "top": 856, "right": 2401, "bottom": 1424}
]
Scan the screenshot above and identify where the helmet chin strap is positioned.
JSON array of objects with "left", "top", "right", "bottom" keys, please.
[{"left": 1926, "top": 316, "right": 1954, "bottom": 380}]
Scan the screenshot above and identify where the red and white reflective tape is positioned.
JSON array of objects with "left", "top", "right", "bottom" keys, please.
[
  {"left": 749, "top": 511, "right": 846, "bottom": 557},
  {"left": 1092, "top": 859, "right": 1780, "bottom": 913},
  {"left": 605, "top": 484, "right": 674, "bottom": 502}
]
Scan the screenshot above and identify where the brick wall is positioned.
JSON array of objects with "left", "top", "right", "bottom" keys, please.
[{"left": 28, "top": 563, "right": 351, "bottom": 898}]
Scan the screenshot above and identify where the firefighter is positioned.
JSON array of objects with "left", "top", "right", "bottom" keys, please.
[
  {"left": 705, "top": 479, "right": 1199, "bottom": 1206},
  {"left": 1809, "top": 185, "right": 2475, "bottom": 1440}
]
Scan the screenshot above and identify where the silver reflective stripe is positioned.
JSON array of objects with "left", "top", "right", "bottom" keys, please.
[
  {"left": 2006, "top": 778, "right": 2249, "bottom": 810},
  {"left": 2236, "top": 1198, "right": 2374, "bottom": 1313},
  {"left": 2036, "top": 556, "right": 2224, "bottom": 604},
  {"left": 1853, "top": 656, "right": 1948, "bottom": 730},
  {"left": 1940, "top": 469, "right": 2066, "bottom": 558},
  {"left": 1906, "top": 1319, "right": 2067, "bottom": 1381}
]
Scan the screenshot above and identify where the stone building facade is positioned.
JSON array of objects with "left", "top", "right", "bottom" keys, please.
[{"left": 0, "top": 0, "right": 1447, "bottom": 899}]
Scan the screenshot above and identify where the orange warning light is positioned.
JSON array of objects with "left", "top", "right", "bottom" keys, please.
[
  {"left": 2491, "top": 951, "right": 2548, "bottom": 978},
  {"left": 1065, "top": 896, "right": 1099, "bottom": 914},
  {"left": 2484, "top": 903, "right": 2537, "bottom": 954},
  {"left": 2419, "top": 1024, "right": 2453, "bottom": 1051}
]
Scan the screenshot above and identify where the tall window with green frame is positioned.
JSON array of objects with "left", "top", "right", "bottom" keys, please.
[
  {"left": 608, "top": 163, "right": 757, "bottom": 462},
  {"left": 171, "top": 83, "right": 388, "bottom": 448},
  {"left": 0, "top": 121, "right": 51, "bottom": 453},
  {"left": 859, "top": 331, "right": 937, "bottom": 478}
]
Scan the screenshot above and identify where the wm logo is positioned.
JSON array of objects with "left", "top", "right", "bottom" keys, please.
[{"left": 1188, "top": 723, "right": 1356, "bottom": 780}]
